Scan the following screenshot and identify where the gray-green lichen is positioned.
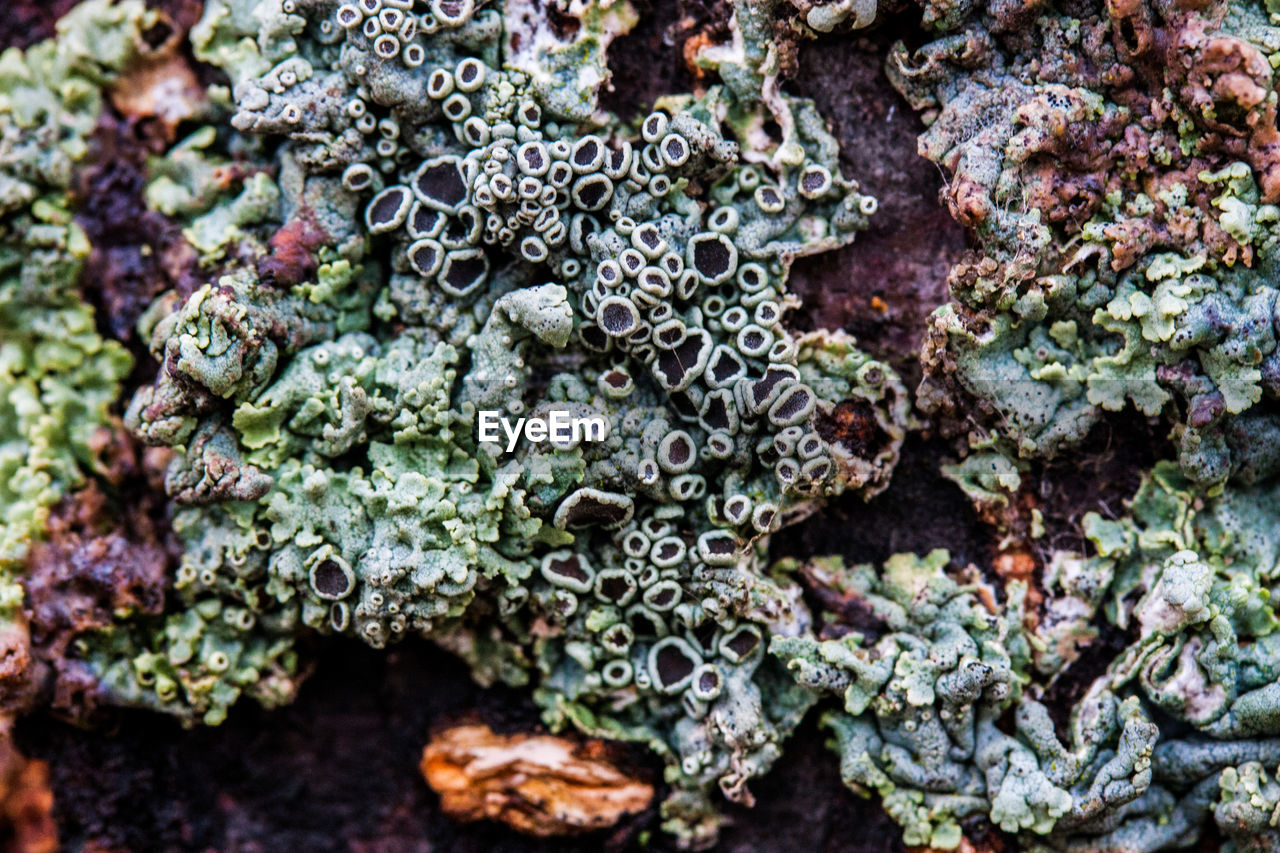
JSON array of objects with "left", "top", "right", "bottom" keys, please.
[
  {"left": 20, "top": 0, "right": 1280, "bottom": 850},
  {"left": 4, "top": 0, "right": 909, "bottom": 844},
  {"left": 891, "top": 0, "right": 1280, "bottom": 492},
  {"left": 0, "top": 0, "right": 156, "bottom": 620},
  {"left": 775, "top": 461, "right": 1280, "bottom": 850}
]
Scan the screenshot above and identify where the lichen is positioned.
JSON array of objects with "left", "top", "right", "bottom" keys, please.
[
  {"left": 779, "top": 460, "right": 1280, "bottom": 850},
  {"left": 0, "top": 0, "right": 909, "bottom": 844},
  {"left": 0, "top": 0, "right": 157, "bottom": 635},
  {"left": 891, "top": 0, "right": 1280, "bottom": 491},
  {"left": 22, "top": 0, "right": 1280, "bottom": 850}
]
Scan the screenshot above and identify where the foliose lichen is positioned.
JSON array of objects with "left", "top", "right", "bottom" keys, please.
[
  {"left": 3, "top": 0, "right": 909, "bottom": 844},
  {"left": 777, "top": 459, "right": 1280, "bottom": 850},
  {"left": 889, "top": 0, "right": 1280, "bottom": 490},
  {"left": 29, "top": 0, "right": 1280, "bottom": 849},
  {"left": 0, "top": 1, "right": 155, "bottom": 640}
]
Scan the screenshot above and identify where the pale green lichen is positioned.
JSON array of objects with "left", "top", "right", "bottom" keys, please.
[
  {"left": 894, "top": 0, "right": 1280, "bottom": 490},
  {"left": 1215, "top": 762, "right": 1280, "bottom": 852},
  {"left": 0, "top": 0, "right": 158, "bottom": 617},
  {"left": 18, "top": 0, "right": 909, "bottom": 845},
  {"left": 777, "top": 459, "right": 1280, "bottom": 850},
  {"left": 22, "top": 1, "right": 1280, "bottom": 850}
]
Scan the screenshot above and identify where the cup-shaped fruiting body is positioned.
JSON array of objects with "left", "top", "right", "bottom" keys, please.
[
  {"left": 643, "top": 580, "right": 682, "bottom": 611},
  {"left": 554, "top": 488, "right": 635, "bottom": 529},
  {"left": 343, "top": 162, "right": 377, "bottom": 191},
  {"left": 688, "top": 664, "right": 724, "bottom": 702},
  {"left": 403, "top": 43, "right": 426, "bottom": 66},
  {"left": 597, "top": 296, "right": 641, "bottom": 338},
  {"left": 571, "top": 174, "right": 614, "bottom": 211},
  {"left": 632, "top": 223, "right": 668, "bottom": 258},
  {"left": 622, "top": 529, "right": 650, "bottom": 558},
  {"left": 687, "top": 232, "right": 738, "bottom": 285},
  {"left": 598, "top": 622, "right": 634, "bottom": 657},
  {"left": 653, "top": 318, "right": 687, "bottom": 350},
  {"left": 412, "top": 156, "right": 469, "bottom": 212},
  {"left": 649, "top": 537, "right": 687, "bottom": 568},
  {"left": 641, "top": 112, "right": 670, "bottom": 143},
  {"left": 366, "top": 186, "right": 412, "bottom": 233},
  {"left": 594, "top": 569, "right": 638, "bottom": 606},
  {"left": 657, "top": 431, "right": 697, "bottom": 474},
  {"left": 618, "top": 247, "right": 645, "bottom": 275},
  {"left": 406, "top": 203, "right": 446, "bottom": 239},
  {"left": 767, "top": 384, "right": 816, "bottom": 427},
  {"left": 798, "top": 164, "right": 833, "bottom": 199},
  {"left": 597, "top": 366, "right": 634, "bottom": 397},
  {"left": 697, "top": 531, "right": 739, "bottom": 566},
  {"left": 649, "top": 637, "right": 702, "bottom": 694},
  {"left": 736, "top": 324, "right": 773, "bottom": 358},
  {"left": 706, "top": 431, "right": 735, "bottom": 459},
  {"left": 405, "top": 237, "right": 445, "bottom": 277},
  {"left": 541, "top": 551, "right": 595, "bottom": 593},
  {"left": 437, "top": 249, "right": 488, "bottom": 296},
  {"left": 652, "top": 330, "right": 712, "bottom": 392},
  {"left": 520, "top": 235, "right": 548, "bottom": 263},
  {"left": 601, "top": 659, "right": 634, "bottom": 687},
  {"left": 426, "top": 68, "right": 455, "bottom": 98},
  {"left": 431, "top": 0, "right": 476, "bottom": 27},
  {"left": 707, "top": 207, "right": 739, "bottom": 234},
  {"left": 309, "top": 553, "right": 356, "bottom": 600},
  {"left": 754, "top": 185, "right": 785, "bottom": 213},
  {"left": 669, "top": 473, "right": 706, "bottom": 501}
]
